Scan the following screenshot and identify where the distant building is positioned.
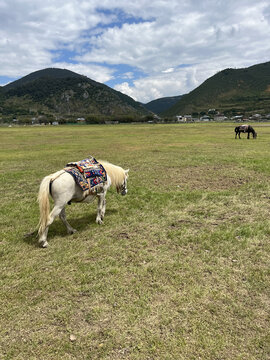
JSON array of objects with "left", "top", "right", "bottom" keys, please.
[
  {"left": 200, "top": 115, "right": 210, "bottom": 121},
  {"left": 183, "top": 115, "right": 192, "bottom": 122},
  {"left": 176, "top": 115, "right": 184, "bottom": 122},
  {"left": 232, "top": 115, "right": 243, "bottom": 121},
  {"left": 250, "top": 114, "right": 262, "bottom": 120},
  {"left": 214, "top": 115, "right": 228, "bottom": 121},
  {"left": 76, "top": 117, "right": 85, "bottom": 122}
]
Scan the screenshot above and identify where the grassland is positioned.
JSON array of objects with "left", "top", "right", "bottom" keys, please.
[{"left": 0, "top": 123, "right": 269, "bottom": 359}]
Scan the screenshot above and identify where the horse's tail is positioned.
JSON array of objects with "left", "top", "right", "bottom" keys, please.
[
  {"left": 37, "top": 175, "right": 52, "bottom": 236},
  {"left": 37, "top": 170, "right": 63, "bottom": 236}
]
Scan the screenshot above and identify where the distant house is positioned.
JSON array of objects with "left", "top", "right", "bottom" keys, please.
[
  {"left": 176, "top": 115, "right": 184, "bottom": 122},
  {"left": 200, "top": 115, "right": 210, "bottom": 121},
  {"left": 232, "top": 115, "right": 244, "bottom": 121},
  {"left": 76, "top": 117, "right": 85, "bottom": 123},
  {"left": 250, "top": 114, "right": 262, "bottom": 120},
  {"left": 183, "top": 115, "right": 192, "bottom": 122},
  {"left": 214, "top": 115, "right": 228, "bottom": 121}
]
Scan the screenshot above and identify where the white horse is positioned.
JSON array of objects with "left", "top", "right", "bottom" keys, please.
[{"left": 35, "top": 160, "right": 129, "bottom": 248}]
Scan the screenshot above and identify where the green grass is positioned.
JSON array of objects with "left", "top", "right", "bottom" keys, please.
[{"left": 0, "top": 123, "right": 270, "bottom": 359}]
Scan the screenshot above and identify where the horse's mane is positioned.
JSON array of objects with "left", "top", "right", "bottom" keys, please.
[{"left": 98, "top": 160, "right": 125, "bottom": 188}]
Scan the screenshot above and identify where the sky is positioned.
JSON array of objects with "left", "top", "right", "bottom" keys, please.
[{"left": 0, "top": 0, "right": 270, "bottom": 103}]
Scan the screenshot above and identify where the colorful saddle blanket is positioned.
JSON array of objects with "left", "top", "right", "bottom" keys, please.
[{"left": 64, "top": 157, "right": 107, "bottom": 192}]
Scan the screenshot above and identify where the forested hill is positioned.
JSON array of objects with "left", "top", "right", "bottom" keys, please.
[
  {"left": 144, "top": 95, "right": 182, "bottom": 115},
  {"left": 2, "top": 68, "right": 84, "bottom": 91},
  {"left": 163, "top": 61, "right": 270, "bottom": 116},
  {"left": 0, "top": 68, "right": 148, "bottom": 118}
]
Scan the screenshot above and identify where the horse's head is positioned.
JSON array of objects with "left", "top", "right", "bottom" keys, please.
[
  {"left": 117, "top": 169, "right": 129, "bottom": 196},
  {"left": 250, "top": 126, "right": 257, "bottom": 138}
]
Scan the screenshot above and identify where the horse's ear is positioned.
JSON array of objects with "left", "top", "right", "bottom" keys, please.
[{"left": 125, "top": 169, "right": 129, "bottom": 176}]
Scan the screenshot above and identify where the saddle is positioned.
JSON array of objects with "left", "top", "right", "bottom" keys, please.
[
  {"left": 64, "top": 156, "right": 107, "bottom": 192},
  {"left": 239, "top": 124, "right": 249, "bottom": 132}
]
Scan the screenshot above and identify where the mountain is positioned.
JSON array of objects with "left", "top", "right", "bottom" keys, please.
[
  {"left": 143, "top": 95, "right": 182, "bottom": 115},
  {"left": 0, "top": 68, "right": 148, "bottom": 118},
  {"left": 162, "top": 61, "right": 270, "bottom": 116},
  {"left": 2, "top": 68, "right": 83, "bottom": 91}
]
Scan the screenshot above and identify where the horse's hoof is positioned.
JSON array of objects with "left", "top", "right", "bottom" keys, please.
[
  {"left": 39, "top": 241, "right": 48, "bottom": 248},
  {"left": 68, "top": 229, "right": 77, "bottom": 235},
  {"left": 24, "top": 230, "right": 37, "bottom": 238},
  {"left": 96, "top": 219, "right": 103, "bottom": 225}
]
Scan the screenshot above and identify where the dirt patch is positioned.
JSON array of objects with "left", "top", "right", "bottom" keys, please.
[
  {"left": 117, "top": 232, "right": 130, "bottom": 239},
  {"left": 170, "top": 219, "right": 203, "bottom": 229},
  {"left": 153, "top": 164, "right": 260, "bottom": 191},
  {"left": 176, "top": 165, "right": 250, "bottom": 190}
]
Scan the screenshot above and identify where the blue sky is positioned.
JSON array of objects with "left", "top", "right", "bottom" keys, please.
[{"left": 0, "top": 0, "right": 270, "bottom": 103}]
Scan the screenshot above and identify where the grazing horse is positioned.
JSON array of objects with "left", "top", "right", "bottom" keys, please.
[
  {"left": 235, "top": 124, "right": 257, "bottom": 139},
  {"left": 34, "top": 158, "right": 129, "bottom": 247}
]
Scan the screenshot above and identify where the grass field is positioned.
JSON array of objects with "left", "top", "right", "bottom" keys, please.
[{"left": 0, "top": 123, "right": 269, "bottom": 359}]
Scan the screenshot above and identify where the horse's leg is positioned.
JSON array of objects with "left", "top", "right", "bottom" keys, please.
[
  {"left": 59, "top": 208, "right": 77, "bottom": 234},
  {"left": 247, "top": 131, "right": 250, "bottom": 139},
  {"left": 96, "top": 192, "right": 106, "bottom": 224},
  {"left": 38, "top": 204, "right": 64, "bottom": 247},
  {"left": 100, "top": 193, "right": 107, "bottom": 221}
]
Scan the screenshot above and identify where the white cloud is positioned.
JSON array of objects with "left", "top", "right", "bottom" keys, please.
[
  {"left": 162, "top": 68, "right": 174, "bottom": 74},
  {"left": 51, "top": 62, "right": 115, "bottom": 83},
  {"left": 114, "top": 66, "right": 207, "bottom": 103},
  {"left": 122, "top": 72, "right": 134, "bottom": 79}
]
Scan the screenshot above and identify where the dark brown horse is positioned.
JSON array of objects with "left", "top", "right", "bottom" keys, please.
[{"left": 235, "top": 124, "right": 257, "bottom": 139}]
